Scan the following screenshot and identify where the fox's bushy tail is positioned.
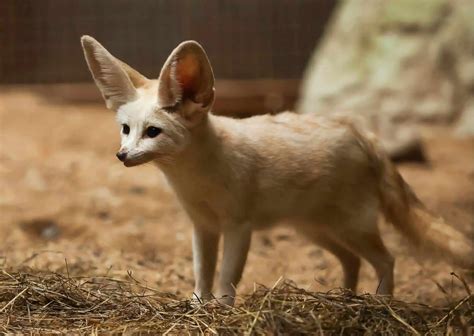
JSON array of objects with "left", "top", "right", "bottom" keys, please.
[{"left": 355, "top": 128, "right": 473, "bottom": 269}]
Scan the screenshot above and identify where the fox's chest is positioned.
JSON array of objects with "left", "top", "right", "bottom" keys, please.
[{"left": 166, "top": 174, "right": 242, "bottom": 228}]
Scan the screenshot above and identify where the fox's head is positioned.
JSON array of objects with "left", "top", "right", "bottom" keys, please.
[{"left": 81, "top": 36, "right": 215, "bottom": 167}]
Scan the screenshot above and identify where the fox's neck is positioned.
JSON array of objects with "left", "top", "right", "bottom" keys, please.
[{"left": 157, "top": 113, "right": 226, "bottom": 181}]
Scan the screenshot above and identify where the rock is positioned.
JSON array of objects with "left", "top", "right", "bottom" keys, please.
[
  {"left": 41, "top": 225, "right": 60, "bottom": 240},
  {"left": 20, "top": 218, "right": 60, "bottom": 240},
  {"left": 455, "top": 101, "right": 474, "bottom": 137},
  {"left": 297, "top": 0, "right": 474, "bottom": 159}
]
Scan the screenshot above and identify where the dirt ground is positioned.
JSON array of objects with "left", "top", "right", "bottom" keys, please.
[{"left": 0, "top": 87, "right": 473, "bottom": 306}]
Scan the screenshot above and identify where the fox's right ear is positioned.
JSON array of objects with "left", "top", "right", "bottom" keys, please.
[
  {"left": 80, "top": 35, "right": 148, "bottom": 110},
  {"left": 157, "top": 41, "right": 215, "bottom": 124}
]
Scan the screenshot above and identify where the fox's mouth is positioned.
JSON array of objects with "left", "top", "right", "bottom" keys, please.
[
  {"left": 121, "top": 153, "right": 154, "bottom": 167},
  {"left": 123, "top": 160, "right": 143, "bottom": 167}
]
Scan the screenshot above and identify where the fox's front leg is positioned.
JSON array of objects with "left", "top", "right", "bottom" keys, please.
[
  {"left": 192, "top": 225, "right": 219, "bottom": 302},
  {"left": 217, "top": 226, "right": 252, "bottom": 306}
]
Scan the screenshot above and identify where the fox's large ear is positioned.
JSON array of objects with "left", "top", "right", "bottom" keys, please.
[
  {"left": 81, "top": 35, "right": 148, "bottom": 110},
  {"left": 157, "top": 41, "right": 215, "bottom": 123}
]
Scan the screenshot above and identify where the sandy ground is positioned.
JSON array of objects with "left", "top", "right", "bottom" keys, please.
[{"left": 0, "top": 87, "right": 473, "bottom": 305}]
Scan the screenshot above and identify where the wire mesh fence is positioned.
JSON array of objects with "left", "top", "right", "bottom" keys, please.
[{"left": 0, "top": 0, "right": 336, "bottom": 84}]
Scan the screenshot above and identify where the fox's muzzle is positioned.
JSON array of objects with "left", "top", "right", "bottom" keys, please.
[{"left": 116, "top": 151, "right": 128, "bottom": 162}]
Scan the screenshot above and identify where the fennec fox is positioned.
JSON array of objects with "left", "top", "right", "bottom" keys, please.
[{"left": 81, "top": 36, "right": 473, "bottom": 305}]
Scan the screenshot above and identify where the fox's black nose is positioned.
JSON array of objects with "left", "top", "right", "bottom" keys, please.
[{"left": 116, "top": 152, "right": 127, "bottom": 162}]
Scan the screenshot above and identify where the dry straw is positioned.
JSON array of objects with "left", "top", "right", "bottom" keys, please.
[{"left": 0, "top": 268, "right": 472, "bottom": 335}]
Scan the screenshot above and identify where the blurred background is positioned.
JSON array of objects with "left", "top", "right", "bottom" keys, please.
[
  {"left": 1, "top": 0, "right": 473, "bottom": 152},
  {"left": 0, "top": 0, "right": 335, "bottom": 116},
  {"left": 0, "top": 0, "right": 473, "bottom": 303}
]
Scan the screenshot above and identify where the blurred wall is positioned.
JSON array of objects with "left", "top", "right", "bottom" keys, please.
[{"left": 0, "top": 0, "right": 336, "bottom": 84}]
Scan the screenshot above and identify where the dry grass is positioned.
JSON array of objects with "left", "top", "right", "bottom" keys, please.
[{"left": 0, "top": 267, "right": 472, "bottom": 335}]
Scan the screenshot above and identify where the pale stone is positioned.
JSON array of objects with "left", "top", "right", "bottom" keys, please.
[{"left": 298, "top": 0, "right": 474, "bottom": 159}]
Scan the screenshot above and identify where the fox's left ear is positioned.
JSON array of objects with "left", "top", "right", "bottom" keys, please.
[
  {"left": 158, "top": 41, "right": 215, "bottom": 125},
  {"left": 81, "top": 35, "right": 148, "bottom": 110}
]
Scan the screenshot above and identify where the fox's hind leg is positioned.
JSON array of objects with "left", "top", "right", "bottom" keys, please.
[
  {"left": 311, "top": 234, "right": 361, "bottom": 292},
  {"left": 335, "top": 211, "right": 395, "bottom": 295}
]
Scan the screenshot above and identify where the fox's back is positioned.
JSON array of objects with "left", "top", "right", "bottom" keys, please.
[
  {"left": 219, "top": 112, "right": 372, "bottom": 179},
  {"left": 212, "top": 112, "right": 379, "bottom": 226}
]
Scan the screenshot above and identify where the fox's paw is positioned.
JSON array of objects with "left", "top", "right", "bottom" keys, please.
[
  {"left": 190, "top": 293, "right": 235, "bottom": 308},
  {"left": 190, "top": 292, "right": 216, "bottom": 307},
  {"left": 216, "top": 294, "right": 235, "bottom": 307}
]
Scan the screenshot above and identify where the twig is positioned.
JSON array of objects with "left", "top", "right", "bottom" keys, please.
[
  {"left": 246, "top": 276, "right": 282, "bottom": 336},
  {"left": 381, "top": 299, "right": 420, "bottom": 335},
  {"left": 0, "top": 286, "right": 29, "bottom": 313}
]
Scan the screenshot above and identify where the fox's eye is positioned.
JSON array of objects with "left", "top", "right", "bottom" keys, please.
[
  {"left": 122, "top": 124, "right": 130, "bottom": 135},
  {"left": 146, "top": 126, "right": 162, "bottom": 138}
]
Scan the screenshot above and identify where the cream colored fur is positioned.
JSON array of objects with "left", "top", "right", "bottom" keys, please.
[{"left": 81, "top": 36, "right": 473, "bottom": 306}]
